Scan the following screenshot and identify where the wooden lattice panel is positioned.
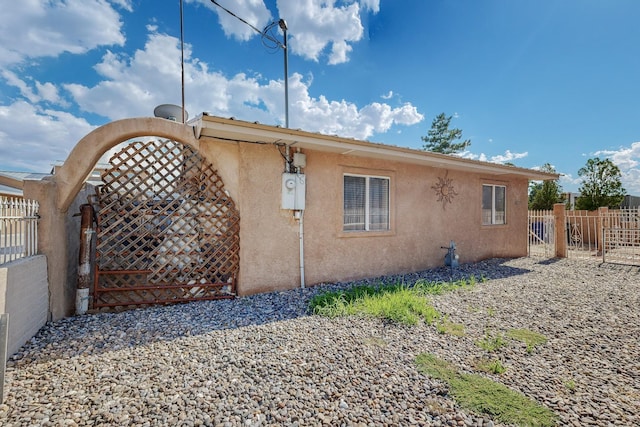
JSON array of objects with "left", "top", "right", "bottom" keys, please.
[{"left": 93, "top": 138, "right": 240, "bottom": 308}]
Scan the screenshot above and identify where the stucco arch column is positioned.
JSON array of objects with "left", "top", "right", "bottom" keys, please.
[{"left": 26, "top": 117, "right": 199, "bottom": 320}]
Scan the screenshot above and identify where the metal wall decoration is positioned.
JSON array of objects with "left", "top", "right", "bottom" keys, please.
[
  {"left": 93, "top": 138, "right": 240, "bottom": 308},
  {"left": 432, "top": 171, "right": 458, "bottom": 209}
]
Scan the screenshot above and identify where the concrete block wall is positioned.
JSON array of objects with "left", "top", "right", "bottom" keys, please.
[{"left": 0, "top": 255, "right": 49, "bottom": 361}]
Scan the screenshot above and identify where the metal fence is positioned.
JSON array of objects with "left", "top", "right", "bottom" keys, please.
[
  {"left": 602, "top": 207, "right": 640, "bottom": 265},
  {"left": 565, "top": 210, "right": 601, "bottom": 260},
  {"left": 528, "top": 209, "right": 555, "bottom": 258},
  {"left": 528, "top": 207, "right": 640, "bottom": 266},
  {"left": 0, "top": 196, "right": 39, "bottom": 265}
]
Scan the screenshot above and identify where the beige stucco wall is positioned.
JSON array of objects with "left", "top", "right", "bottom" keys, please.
[
  {"left": 22, "top": 117, "right": 534, "bottom": 318},
  {"left": 196, "top": 141, "right": 530, "bottom": 295},
  {"left": 0, "top": 255, "right": 49, "bottom": 360}
]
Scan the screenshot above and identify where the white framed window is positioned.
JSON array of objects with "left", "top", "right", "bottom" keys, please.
[
  {"left": 343, "top": 174, "right": 390, "bottom": 231},
  {"left": 482, "top": 184, "right": 506, "bottom": 225}
]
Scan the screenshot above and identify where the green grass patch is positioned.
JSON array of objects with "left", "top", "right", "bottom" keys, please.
[
  {"left": 310, "top": 278, "right": 478, "bottom": 325},
  {"left": 416, "top": 353, "right": 557, "bottom": 427},
  {"left": 507, "top": 329, "right": 548, "bottom": 353}
]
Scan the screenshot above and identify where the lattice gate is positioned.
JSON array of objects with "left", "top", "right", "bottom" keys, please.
[{"left": 92, "top": 138, "right": 240, "bottom": 308}]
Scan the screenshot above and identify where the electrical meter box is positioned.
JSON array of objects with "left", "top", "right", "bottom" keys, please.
[{"left": 281, "top": 173, "right": 306, "bottom": 210}]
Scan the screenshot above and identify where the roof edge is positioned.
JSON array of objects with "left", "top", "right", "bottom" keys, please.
[{"left": 197, "top": 114, "right": 560, "bottom": 181}]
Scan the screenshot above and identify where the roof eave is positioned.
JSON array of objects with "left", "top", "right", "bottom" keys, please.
[{"left": 196, "top": 114, "right": 560, "bottom": 181}]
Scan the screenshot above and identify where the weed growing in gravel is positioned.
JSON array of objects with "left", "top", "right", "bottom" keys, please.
[
  {"left": 416, "top": 353, "right": 557, "bottom": 427},
  {"left": 476, "top": 329, "right": 507, "bottom": 352},
  {"left": 475, "top": 358, "right": 507, "bottom": 375},
  {"left": 564, "top": 379, "right": 576, "bottom": 392},
  {"left": 435, "top": 316, "right": 465, "bottom": 336},
  {"left": 506, "top": 329, "right": 548, "bottom": 353},
  {"left": 309, "top": 278, "right": 477, "bottom": 325}
]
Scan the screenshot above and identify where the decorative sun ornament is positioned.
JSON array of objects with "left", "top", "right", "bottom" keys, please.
[{"left": 432, "top": 171, "right": 458, "bottom": 209}]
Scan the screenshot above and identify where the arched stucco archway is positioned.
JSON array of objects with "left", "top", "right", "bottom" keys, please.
[
  {"left": 55, "top": 117, "right": 199, "bottom": 212},
  {"left": 25, "top": 117, "right": 201, "bottom": 320}
]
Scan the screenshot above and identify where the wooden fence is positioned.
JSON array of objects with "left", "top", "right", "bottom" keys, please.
[{"left": 0, "top": 197, "right": 39, "bottom": 265}]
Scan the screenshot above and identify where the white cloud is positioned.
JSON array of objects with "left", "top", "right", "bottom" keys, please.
[
  {"left": 35, "top": 81, "right": 66, "bottom": 105},
  {"left": 594, "top": 142, "right": 640, "bottom": 171},
  {"left": 0, "top": 0, "right": 129, "bottom": 66},
  {"left": 192, "top": 0, "right": 273, "bottom": 42},
  {"left": 0, "top": 9, "right": 421, "bottom": 172},
  {"left": 277, "top": 0, "right": 379, "bottom": 64},
  {"left": 593, "top": 142, "right": 640, "bottom": 195},
  {"left": 0, "top": 101, "right": 95, "bottom": 172},
  {"left": 63, "top": 28, "right": 423, "bottom": 139},
  {"left": 290, "top": 78, "right": 423, "bottom": 139},
  {"left": 2, "top": 70, "right": 68, "bottom": 106},
  {"left": 459, "top": 149, "right": 528, "bottom": 164},
  {"left": 381, "top": 90, "right": 393, "bottom": 100},
  {"left": 359, "top": 0, "right": 380, "bottom": 13},
  {"left": 1, "top": 70, "right": 38, "bottom": 103},
  {"left": 622, "top": 168, "right": 640, "bottom": 195}
]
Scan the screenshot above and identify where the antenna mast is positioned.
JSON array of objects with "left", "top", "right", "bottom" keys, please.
[{"left": 180, "top": 0, "right": 186, "bottom": 123}]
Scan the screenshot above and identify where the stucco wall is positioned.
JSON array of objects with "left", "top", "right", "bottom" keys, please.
[
  {"left": 301, "top": 150, "right": 529, "bottom": 286},
  {"left": 0, "top": 255, "right": 49, "bottom": 361},
  {"left": 197, "top": 142, "right": 530, "bottom": 295}
]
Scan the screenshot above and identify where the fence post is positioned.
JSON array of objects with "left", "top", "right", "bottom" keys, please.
[
  {"left": 554, "top": 203, "right": 567, "bottom": 258},
  {"left": 597, "top": 206, "right": 608, "bottom": 256}
]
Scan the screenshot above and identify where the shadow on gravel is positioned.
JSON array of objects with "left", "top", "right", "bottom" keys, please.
[
  {"left": 536, "top": 257, "right": 562, "bottom": 265},
  {"left": 9, "top": 258, "right": 532, "bottom": 365}
]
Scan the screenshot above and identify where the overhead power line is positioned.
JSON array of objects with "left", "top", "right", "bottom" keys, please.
[
  {"left": 209, "top": 0, "right": 282, "bottom": 49},
  {"left": 209, "top": 0, "right": 289, "bottom": 128}
]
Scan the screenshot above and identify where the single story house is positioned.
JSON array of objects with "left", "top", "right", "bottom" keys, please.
[{"left": 23, "top": 114, "right": 558, "bottom": 320}]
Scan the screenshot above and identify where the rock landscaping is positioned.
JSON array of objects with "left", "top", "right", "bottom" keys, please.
[{"left": 1, "top": 257, "right": 638, "bottom": 426}]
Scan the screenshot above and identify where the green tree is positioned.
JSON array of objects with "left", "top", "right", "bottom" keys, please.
[
  {"left": 575, "top": 157, "right": 626, "bottom": 210},
  {"left": 421, "top": 113, "right": 471, "bottom": 154},
  {"left": 528, "top": 163, "right": 563, "bottom": 210}
]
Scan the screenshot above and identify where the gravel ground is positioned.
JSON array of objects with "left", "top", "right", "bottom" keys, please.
[{"left": 1, "top": 257, "right": 639, "bottom": 426}]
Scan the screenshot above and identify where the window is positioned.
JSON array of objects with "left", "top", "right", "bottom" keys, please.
[
  {"left": 343, "top": 174, "right": 390, "bottom": 231},
  {"left": 482, "top": 184, "right": 506, "bottom": 225}
]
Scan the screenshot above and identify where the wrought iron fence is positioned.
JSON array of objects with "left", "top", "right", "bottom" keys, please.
[
  {"left": 528, "top": 207, "right": 640, "bottom": 265},
  {"left": 601, "top": 207, "right": 640, "bottom": 265},
  {"left": 528, "top": 209, "right": 555, "bottom": 258},
  {"left": 0, "top": 196, "right": 39, "bottom": 265}
]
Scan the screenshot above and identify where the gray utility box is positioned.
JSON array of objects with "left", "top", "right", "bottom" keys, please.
[{"left": 281, "top": 173, "right": 306, "bottom": 210}]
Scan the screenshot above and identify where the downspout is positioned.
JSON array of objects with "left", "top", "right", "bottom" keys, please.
[{"left": 297, "top": 209, "right": 305, "bottom": 288}]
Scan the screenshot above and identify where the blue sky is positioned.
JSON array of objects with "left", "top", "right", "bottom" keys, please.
[{"left": 1, "top": 0, "right": 639, "bottom": 194}]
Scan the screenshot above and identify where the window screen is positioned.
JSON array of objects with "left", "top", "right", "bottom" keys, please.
[
  {"left": 369, "top": 177, "right": 389, "bottom": 230},
  {"left": 344, "top": 175, "right": 366, "bottom": 231},
  {"left": 344, "top": 174, "right": 390, "bottom": 231},
  {"left": 482, "top": 184, "right": 506, "bottom": 225}
]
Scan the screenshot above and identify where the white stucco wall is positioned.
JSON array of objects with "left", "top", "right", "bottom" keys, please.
[{"left": 0, "top": 255, "right": 49, "bottom": 361}]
